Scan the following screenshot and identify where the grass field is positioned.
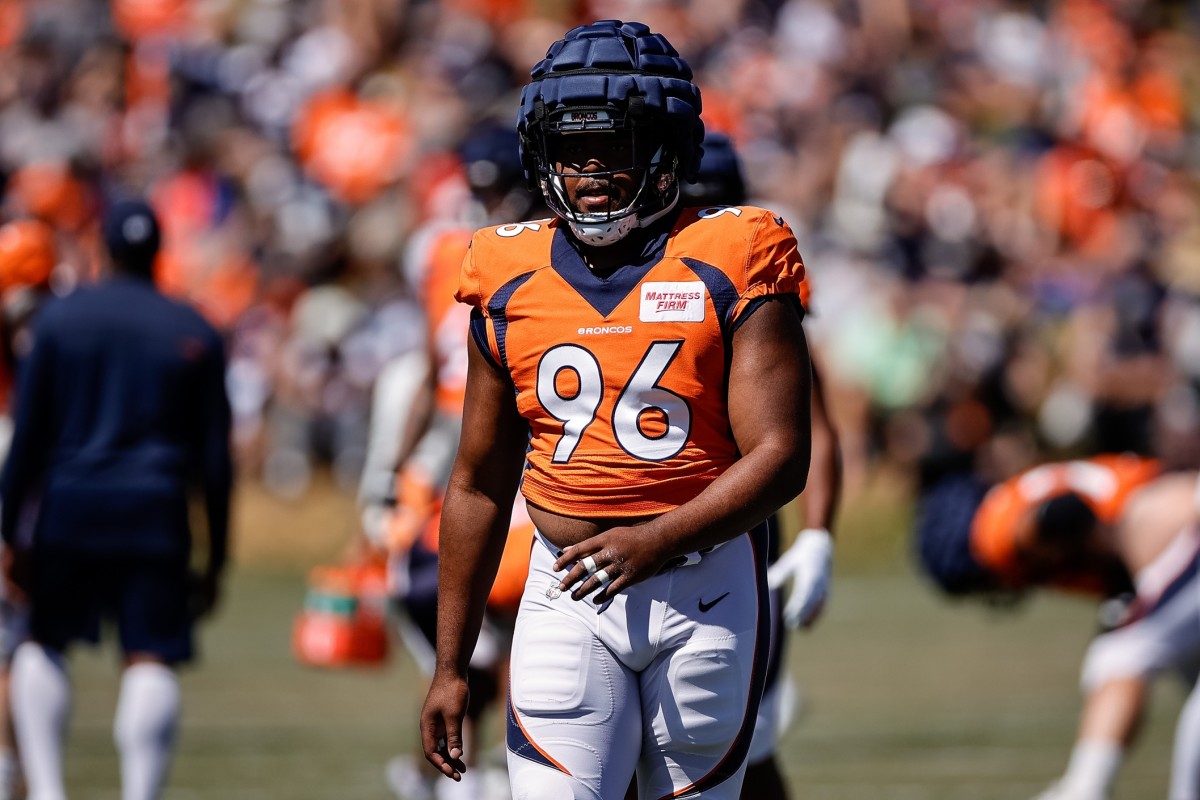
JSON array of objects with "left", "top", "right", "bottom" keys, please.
[{"left": 56, "top": 477, "right": 1180, "bottom": 799}]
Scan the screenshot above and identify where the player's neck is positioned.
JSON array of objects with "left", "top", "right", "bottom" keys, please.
[{"left": 580, "top": 235, "right": 646, "bottom": 277}]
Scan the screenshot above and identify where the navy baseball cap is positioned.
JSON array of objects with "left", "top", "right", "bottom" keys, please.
[{"left": 102, "top": 199, "right": 161, "bottom": 272}]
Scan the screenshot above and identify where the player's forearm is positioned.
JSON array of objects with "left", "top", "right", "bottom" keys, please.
[
  {"left": 641, "top": 437, "right": 810, "bottom": 560},
  {"left": 392, "top": 359, "right": 438, "bottom": 481},
  {"left": 358, "top": 351, "right": 433, "bottom": 510},
  {"left": 204, "top": 488, "right": 231, "bottom": 572},
  {"left": 801, "top": 447, "right": 840, "bottom": 533},
  {"left": 645, "top": 296, "right": 812, "bottom": 556},
  {"left": 802, "top": 367, "right": 842, "bottom": 533},
  {"left": 203, "top": 433, "right": 233, "bottom": 571},
  {"left": 433, "top": 483, "right": 515, "bottom": 677}
]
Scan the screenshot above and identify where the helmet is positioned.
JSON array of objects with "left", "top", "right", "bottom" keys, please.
[
  {"left": 0, "top": 218, "right": 57, "bottom": 292},
  {"left": 460, "top": 122, "right": 525, "bottom": 197},
  {"left": 458, "top": 121, "right": 537, "bottom": 223},
  {"left": 517, "top": 20, "right": 704, "bottom": 246},
  {"left": 681, "top": 131, "right": 746, "bottom": 208}
]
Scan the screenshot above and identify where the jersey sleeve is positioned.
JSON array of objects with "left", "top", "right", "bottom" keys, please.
[
  {"left": 453, "top": 235, "right": 483, "bottom": 310},
  {"left": 454, "top": 236, "right": 503, "bottom": 365},
  {"left": 730, "top": 212, "right": 807, "bottom": 326}
]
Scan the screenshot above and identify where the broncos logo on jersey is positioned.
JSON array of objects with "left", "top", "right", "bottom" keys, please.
[{"left": 455, "top": 206, "right": 806, "bottom": 517}]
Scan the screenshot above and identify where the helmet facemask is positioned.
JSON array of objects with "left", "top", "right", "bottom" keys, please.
[{"left": 532, "top": 107, "right": 680, "bottom": 247}]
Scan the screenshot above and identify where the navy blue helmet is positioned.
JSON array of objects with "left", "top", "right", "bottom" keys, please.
[
  {"left": 459, "top": 122, "right": 524, "bottom": 198},
  {"left": 458, "top": 121, "right": 540, "bottom": 222},
  {"left": 517, "top": 20, "right": 704, "bottom": 245},
  {"left": 681, "top": 131, "right": 746, "bottom": 208}
]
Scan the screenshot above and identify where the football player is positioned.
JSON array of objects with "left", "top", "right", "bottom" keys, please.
[
  {"left": 360, "top": 123, "right": 543, "bottom": 800},
  {"left": 680, "top": 131, "right": 842, "bottom": 800},
  {"left": 916, "top": 455, "right": 1200, "bottom": 800},
  {"left": 419, "top": 20, "right": 813, "bottom": 800}
]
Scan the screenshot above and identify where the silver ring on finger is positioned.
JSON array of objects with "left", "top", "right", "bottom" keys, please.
[
  {"left": 581, "top": 555, "right": 598, "bottom": 575},
  {"left": 593, "top": 568, "right": 612, "bottom": 586}
]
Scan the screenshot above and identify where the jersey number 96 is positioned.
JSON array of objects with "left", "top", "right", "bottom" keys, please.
[{"left": 536, "top": 341, "right": 692, "bottom": 463}]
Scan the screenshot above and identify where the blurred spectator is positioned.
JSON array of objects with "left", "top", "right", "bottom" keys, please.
[
  {"left": 0, "top": 0, "right": 1194, "bottom": 506},
  {"left": 0, "top": 199, "right": 231, "bottom": 800}
]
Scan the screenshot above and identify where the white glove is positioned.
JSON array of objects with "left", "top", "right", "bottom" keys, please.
[
  {"left": 1030, "top": 782, "right": 1108, "bottom": 800},
  {"left": 766, "top": 528, "right": 833, "bottom": 629}
]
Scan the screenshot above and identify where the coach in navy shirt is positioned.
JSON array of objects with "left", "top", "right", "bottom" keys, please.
[{"left": 0, "top": 199, "right": 232, "bottom": 800}]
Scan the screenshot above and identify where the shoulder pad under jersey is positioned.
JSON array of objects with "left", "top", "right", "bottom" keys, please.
[{"left": 457, "top": 218, "right": 558, "bottom": 310}]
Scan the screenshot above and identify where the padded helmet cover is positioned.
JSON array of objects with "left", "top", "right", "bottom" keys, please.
[{"left": 517, "top": 20, "right": 704, "bottom": 188}]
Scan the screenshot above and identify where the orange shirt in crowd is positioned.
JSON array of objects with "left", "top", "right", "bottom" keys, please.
[{"left": 292, "top": 89, "right": 412, "bottom": 206}]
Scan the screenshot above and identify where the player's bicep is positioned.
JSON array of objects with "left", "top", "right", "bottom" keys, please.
[
  {"left": 727, "top": 297, "right": 811, "bottom": 478},
  {"left": 450, "top": 334, "right": 527, "bottom": 501}
]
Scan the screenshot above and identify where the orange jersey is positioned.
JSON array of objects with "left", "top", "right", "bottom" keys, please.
[
  {"left": 412, "top": 226, "right": 473, "bottom": 415},
  {"left": 457, "top": 205, "right": 806, "bottom": 518},
  {"left": 971, "top": 454, "right": 1161, "bottom": 589},
  {"left": 415, "top": 490, "right": 533, "bottom": 619}
]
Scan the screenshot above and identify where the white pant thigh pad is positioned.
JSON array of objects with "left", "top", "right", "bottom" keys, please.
[
  {"left": 638, "top": 536, "right": 767, "bottom": 800},
  {"left": 507, "top": 545, "right": 641, "bottom": 799},
  {"left": 507, "top": 532, "right": 769, "bottom": 800}
]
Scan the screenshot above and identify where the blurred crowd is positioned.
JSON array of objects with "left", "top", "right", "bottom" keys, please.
[{"left": 2, "top": 0, "right": 1199, "bottom": 503}]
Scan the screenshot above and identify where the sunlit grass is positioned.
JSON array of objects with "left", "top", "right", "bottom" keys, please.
[{"left": 56, "top": 475, "right": 1177, "bottom": 798}]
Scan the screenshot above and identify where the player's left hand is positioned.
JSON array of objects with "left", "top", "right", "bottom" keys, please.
[
  {"left": 767, "top": 528, "right": 833, "bottom": 629},
  {"left": 554, "top": 525, "right": 669, "bottom": 604},
  {"left": 188, "top": 567, "right": 224, "bottom": 619}
]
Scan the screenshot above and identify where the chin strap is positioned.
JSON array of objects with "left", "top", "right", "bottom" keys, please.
[
  {"left": 569, "top": 214, "right": 640, "bottom": 247},
  {"left": 572, "top": 189, "right": 680, "bottom": 249}
]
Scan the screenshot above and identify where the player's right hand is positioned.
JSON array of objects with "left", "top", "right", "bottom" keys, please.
[
  {"left": 420, "top": 671, "right": 469, "bottom": 781},
  {"left": 188, "top": 567, "right": 223, "bottom": 619}
]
